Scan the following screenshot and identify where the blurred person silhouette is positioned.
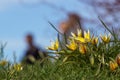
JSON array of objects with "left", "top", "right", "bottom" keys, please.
[
  {"left": 59, "top": 13, "right": 83, "bottom": 48},
  {"left": 59, "top": 13, "right": 83, "bottom": 38},
  {"left": 22, "top": 34, "right": 47, "bottom": 64}
]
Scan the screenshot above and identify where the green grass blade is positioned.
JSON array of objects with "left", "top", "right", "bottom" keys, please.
[
  {"left": 48, "top": 21, "right": 63, "bottom": 35},
  {"left": 98, "top": 17, "right": 117, "bottom": 40},
  {"left": 98, "top": 17, "right": 112, "bottom": 34}
]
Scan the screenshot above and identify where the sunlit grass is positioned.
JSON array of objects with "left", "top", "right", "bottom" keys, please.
[{"left": 0, "top": 20, "right": 120, "bottom": 79}]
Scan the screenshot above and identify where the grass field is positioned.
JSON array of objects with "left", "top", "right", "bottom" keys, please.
[
  {"left": 0, "top": 20, "right": 120, "bottom": 80},
  {"left": 0, "top": 59, "right": 120, "bottom": 80}
]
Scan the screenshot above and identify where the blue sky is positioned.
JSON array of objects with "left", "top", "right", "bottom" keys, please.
[{"left": 0, "top": 0, "right": 98, "bottom": 62}]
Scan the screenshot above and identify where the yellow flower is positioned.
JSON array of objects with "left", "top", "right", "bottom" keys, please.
[
  {"left": 84, "top": 30, "right": 91, "bottom": 42},
  {"left": 71, "top": 32, "right": 77, "bottom": 38},
  {"left": 71, "top": 29, "right": 91, "bottom": 44},
  {"left": 66, "top": 39, "right": 77, "bottom": 51},
  {"left": 75, "top": 30, "right": 91, "bottom": 43},
  {"left": 77, "top": 29, "right": 83, "bottom": 37},
  {"left": 71, "top": 29, "right": 85, "bottom": 43},
  {"left": 109, "top": 61, "right": 118, "bottom": 71},
  {"left": 47, "top": 39, "right": 59, "bottom": 51},
  {"left": 71, "top": 29, "right": 83, "bottom": 38},
  {"left": 0, "top": 60, "right": 8, "bottom": 66},
  {"left": 75, "top": 37, "right": 86, "bottom": 43},
  {"left": 79, "top": 44, "right": 87, "bottom": 54},
  {"left": 91, "top": 37, "right": 98, "bottom": 45},
  {"left": 100, "top": 34, "right": 111, "bottom": 43},
  {"left": 13, "top": 64, "right": 23, "bottom": 71}
]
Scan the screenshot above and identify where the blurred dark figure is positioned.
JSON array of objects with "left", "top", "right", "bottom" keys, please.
[
  {"left": 59, "top": 13, "right": 83, "bottom": 46},
  {"left": 23, "top": 34, "right": 47, "bottom": 64},
  {"left": 60, "top": 13, "right": 83, "bottom": 37}
]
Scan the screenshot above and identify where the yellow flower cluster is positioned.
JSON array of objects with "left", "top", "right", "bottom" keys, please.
[
  {"left": 47, "top": 29, "right": 111, "bottom": 55},
  {"left": 13, "top": 64, "right": 23, "bottom": 71},
  {"left": 46, "top": 28, "right": 118, "bottom": 72},
  {"left": 72, "top": 29, "right": 90, "bottom": 43},
  {"left": 0, "top": 60, "right": 23, "bottom": 72},
  {"left": 67, "top": 29, "right": 94, "bottom": 54}
]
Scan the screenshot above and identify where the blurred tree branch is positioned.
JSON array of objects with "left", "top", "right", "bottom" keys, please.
[
  {"left": 77, "top": 0, "right": 120, "bottom": 33},
  {"left": 19, "top": 0, "right": 120, "bottom": 34}
]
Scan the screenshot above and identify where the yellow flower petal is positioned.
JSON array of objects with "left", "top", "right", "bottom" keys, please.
[
  {"left": 71, "top": 32, "right": 76, "bottom": 38},
  {"left": 91, "top": 37, "right": 98, "bottom": 45},
  {"left": 66, "top": 39, "right": 77, "bottom": 51},
  {"left": 100, "top": 34, "right": 111, "bottom": 43},
  {"left": 84, "top": 30, "right": 91, "bottom": 42},
  {"left": 47, "top": 39, "right": 59, "bottom": 51},
  {"left": 75, "top": 37, "right": 86, "bottom": 43},
  {"left": 77, "top": 29, "right": 83, "bottom": 37}
]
